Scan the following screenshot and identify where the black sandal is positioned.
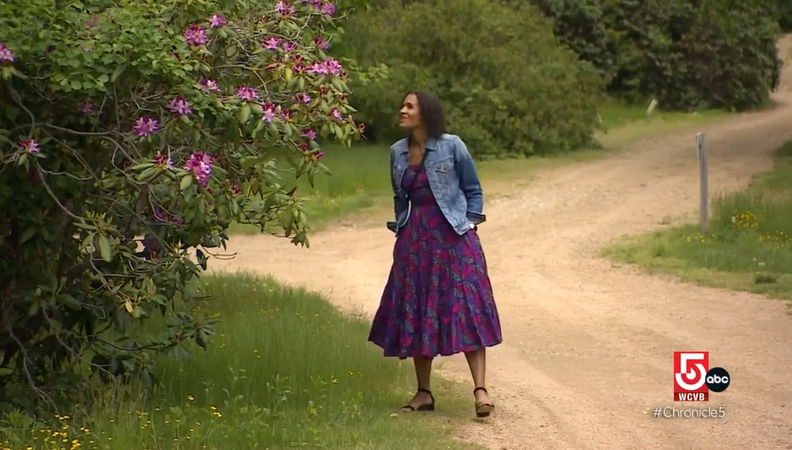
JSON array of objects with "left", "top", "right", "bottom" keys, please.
[
  {"left": 401, "top": 388, "right": 435, "bottom": 412},
  {"left": 474, "top": 387, "right": 494, "bottom": 417}
]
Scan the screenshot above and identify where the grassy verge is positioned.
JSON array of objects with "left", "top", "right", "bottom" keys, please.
[
  {"left": 0, "top": 273, "right": 483, "bottom": 450},
  {"left": 228, "top": 101, "right": 730, "bottom": 234},
  {"left": 601, "top": 141, "right": 792, "bottom": 303}
]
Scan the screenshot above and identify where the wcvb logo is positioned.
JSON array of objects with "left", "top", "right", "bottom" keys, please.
[{"left": 673, "top": 352, "right": 731, "bottom": 402}]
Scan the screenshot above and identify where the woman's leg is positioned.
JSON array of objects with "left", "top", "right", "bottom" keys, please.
[
  {"left": 465, "top": 347, "right": 492, "bottom": 405},
  {"left": 403, "top": 356, "right": 434, "bottom": 410}
]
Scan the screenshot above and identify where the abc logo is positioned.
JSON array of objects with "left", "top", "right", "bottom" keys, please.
[{"left": 705, "top": 367, "right": 730, "bottom": 393}]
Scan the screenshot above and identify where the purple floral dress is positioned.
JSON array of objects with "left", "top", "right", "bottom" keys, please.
[{"left": 368, "top": 163, "right": 503, "bottom": 359}]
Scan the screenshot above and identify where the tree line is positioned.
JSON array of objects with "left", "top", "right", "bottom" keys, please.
[{"left": 336, "top": 0, "right": 788, "bottom": 158}]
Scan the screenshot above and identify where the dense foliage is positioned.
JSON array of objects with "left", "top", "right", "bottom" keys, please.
[
  {"left": 336, "top": 0, "right": 605, "bottom": 159},
  {"left": 774, "top": 0, "right": 792, "bottom": 31},
  {"left": 0, "top": 0, "right": 361, "bottom": 409},
  {"left": 527, "top": 0, "right": 784, "bottom": 111}
]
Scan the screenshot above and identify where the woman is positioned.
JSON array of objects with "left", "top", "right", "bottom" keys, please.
[{"left": 367, "top": 91, "right": 503, "bottom": 418}]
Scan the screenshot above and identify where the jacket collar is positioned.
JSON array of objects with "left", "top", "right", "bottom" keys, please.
[{"left": 399, "top": 135, "right": 439, "bottom": 154}]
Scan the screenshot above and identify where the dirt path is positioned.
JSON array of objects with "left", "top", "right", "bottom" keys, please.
[{"left": 211, "top": 36, "right": 792, "bottom": 449}]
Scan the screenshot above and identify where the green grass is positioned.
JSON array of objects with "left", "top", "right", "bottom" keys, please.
[
  {"left": 0, "top": 273, "right": 483, "bottom": 450},
  {"left": 601, "top": 141, "right": 792, "bottom": 303},
  {"left": 228, "top": 100, "right": 729, "bottom": 234}
]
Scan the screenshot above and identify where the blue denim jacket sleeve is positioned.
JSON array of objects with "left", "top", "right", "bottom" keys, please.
[
  {"left": 452, "top": 137, "right": 484, "bottom": 215},
  {"left": 391, "top": 149, "right": 408, "bottom": 221}
]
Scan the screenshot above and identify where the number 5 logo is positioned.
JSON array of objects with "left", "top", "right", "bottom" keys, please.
[{"left": 674, "top": 352, "right": 708, "bottom": 390}]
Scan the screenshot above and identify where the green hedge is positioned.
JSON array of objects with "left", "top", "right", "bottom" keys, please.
[
  {"left": 528, "top": 0, "right": 784, "bottom": 111},
  {"left": 338, "top": 0, "right": 605, "bottom": 159}
]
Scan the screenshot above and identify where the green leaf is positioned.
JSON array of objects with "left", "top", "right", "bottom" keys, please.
[
  {"left": 180, "top": 174, "right": 194, "bottom": 191},
  {"left": 28, "top": 301, "right": 40, "bottom": 317},
  {"left": 230, "top": 200, "right": 240, "bottom": 218},
  {"left": 196, "top": 249, "right": 207, "bottom": 270},
  {"left": 195, "top": 332, "right": 208, "bottom": 350},
  {"left": 331, "top": 78, "right": 346, "bottom": 93},
  {"left": 58, "top": 294, "right": 82, "bottom": 311},
  {"left": 130, "top": 162, "right": 155, "bottom": 171},
  {"left": 132, "top": 305, "right": 144, "bottom": 319},
  {"left": 111, "top": 63, "right": 128, "bottom": 82},
  {"left": 8, "top": 65, "right": 27, "bottom": 80},
  {"left": 136, "top": 166, "right": 157, "bottom": 182},
  {"left": 146, "top": 278, "right": 157, "bottom": 297},
  {"left": 317, "top": 162, "right": 332, "bottom": 175},
  {"left": 20, "top": 227, "right": 36, "bottom": 244},
  {"left": 96, "top": 234, "right": 113, "bottom": 262},
  {"left": 197, "top": 195, "right": 206, "bottom": 218},
  {"left": 253, "top": 120, "right": 266, "bottom": 138},
  {"left": 238, "top": 103, "right": 251, "bottom": 124},
  {"left": 283, "top": 209, "right": 294, "bottom": 237},
  {"left": 73, "top": 222, "right": 95, "bottom": 231}
]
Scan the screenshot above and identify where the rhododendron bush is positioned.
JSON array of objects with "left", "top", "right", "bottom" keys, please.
[{"left": 0, "top": 0, "right": 361, "bottom": 403}]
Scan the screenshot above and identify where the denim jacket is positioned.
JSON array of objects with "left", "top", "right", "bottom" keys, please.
[{"left": 390, "top": 133, "right": 485, "bottom": 235}]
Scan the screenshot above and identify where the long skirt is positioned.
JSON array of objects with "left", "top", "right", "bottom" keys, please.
[{"left": 367, "top": 164, "right": 503, "bottom": 359}]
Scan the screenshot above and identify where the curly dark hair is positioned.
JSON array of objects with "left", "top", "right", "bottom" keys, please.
[{"left": 405, "top": 90, "right": 446, "bottom": 140}]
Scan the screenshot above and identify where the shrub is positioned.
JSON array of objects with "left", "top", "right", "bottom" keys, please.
[
  {"left": 774, "top": 0, "right": 792, "bottom": 31},
  {"left": 0, "top": 0, "right": 361, "bottom": 410},
  {"left": 336, "top": 0, "right": 605, "bottom": 159},
  {"left": 527, "top": 0, "right": 784, "bottom": 111}
]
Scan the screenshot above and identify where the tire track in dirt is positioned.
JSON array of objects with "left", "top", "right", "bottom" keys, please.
[{"left": 210, "top": 36, "right": 792, "bottom": 449}]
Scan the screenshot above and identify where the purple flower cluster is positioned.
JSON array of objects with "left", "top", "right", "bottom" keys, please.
[
  {"left": 185, "top": 152, "right": 213, "bottom": 186},
  {"left": 153, "top": 206, "right": 182, "bottom": 225},
  {"left": 301, "top": 128, "right": 317, "bottom": 141},
  {"left": 0, "top": 42, "right": 14, "bottom": 63},
  {"left": 167, "top": 97, "right": 192, "bottom": 116},
  {"left": 132, "top": 117, "right": 159, "bottom": 137},
  {"left": 199, "top": 78, "right": 221, "bottom": 93},
  {"left": 209, "top": 14, "right": 227, "bottom": 28},
  {"left": 154, "top": 152, "right": 174, "bottom": 170},
  {"left": 276, "top": 1, "right": 296, "bottom": 16},
  {"left": 79, "top": 101, "right": 95, "bottom": 114},
  {"left": 262, "top": 37, "right": 281, "bottom": 50},
  {"left": 306, "top": 58, "right": 342, "bottom": 76},
  {"left": 19, "top": 139, "right": 39, "bottom": 154},
  {"left": 261, "top": 102, "right": 277, "bottom": 122},
  {"left": 236, "top": 85, "right": 259, "bottom": 102},
  {"left": 313, "top": 36, "right": 328, "bottom": 50},
  {"left": 184, "top": 25, "right": 208, "bottom": 47},
  {"left": 261, "top": 36, "right": 300, "bottom": 54},
  {"left": 301, "top": 0, "right": 335, "bottom": 16},
  {"left": 319, "top": 1, "right": 335, "bottom": 16}
]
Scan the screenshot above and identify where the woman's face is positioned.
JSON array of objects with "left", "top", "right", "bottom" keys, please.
[{"left": 399, "top": 93, "right": 421, "bottom": 130}]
